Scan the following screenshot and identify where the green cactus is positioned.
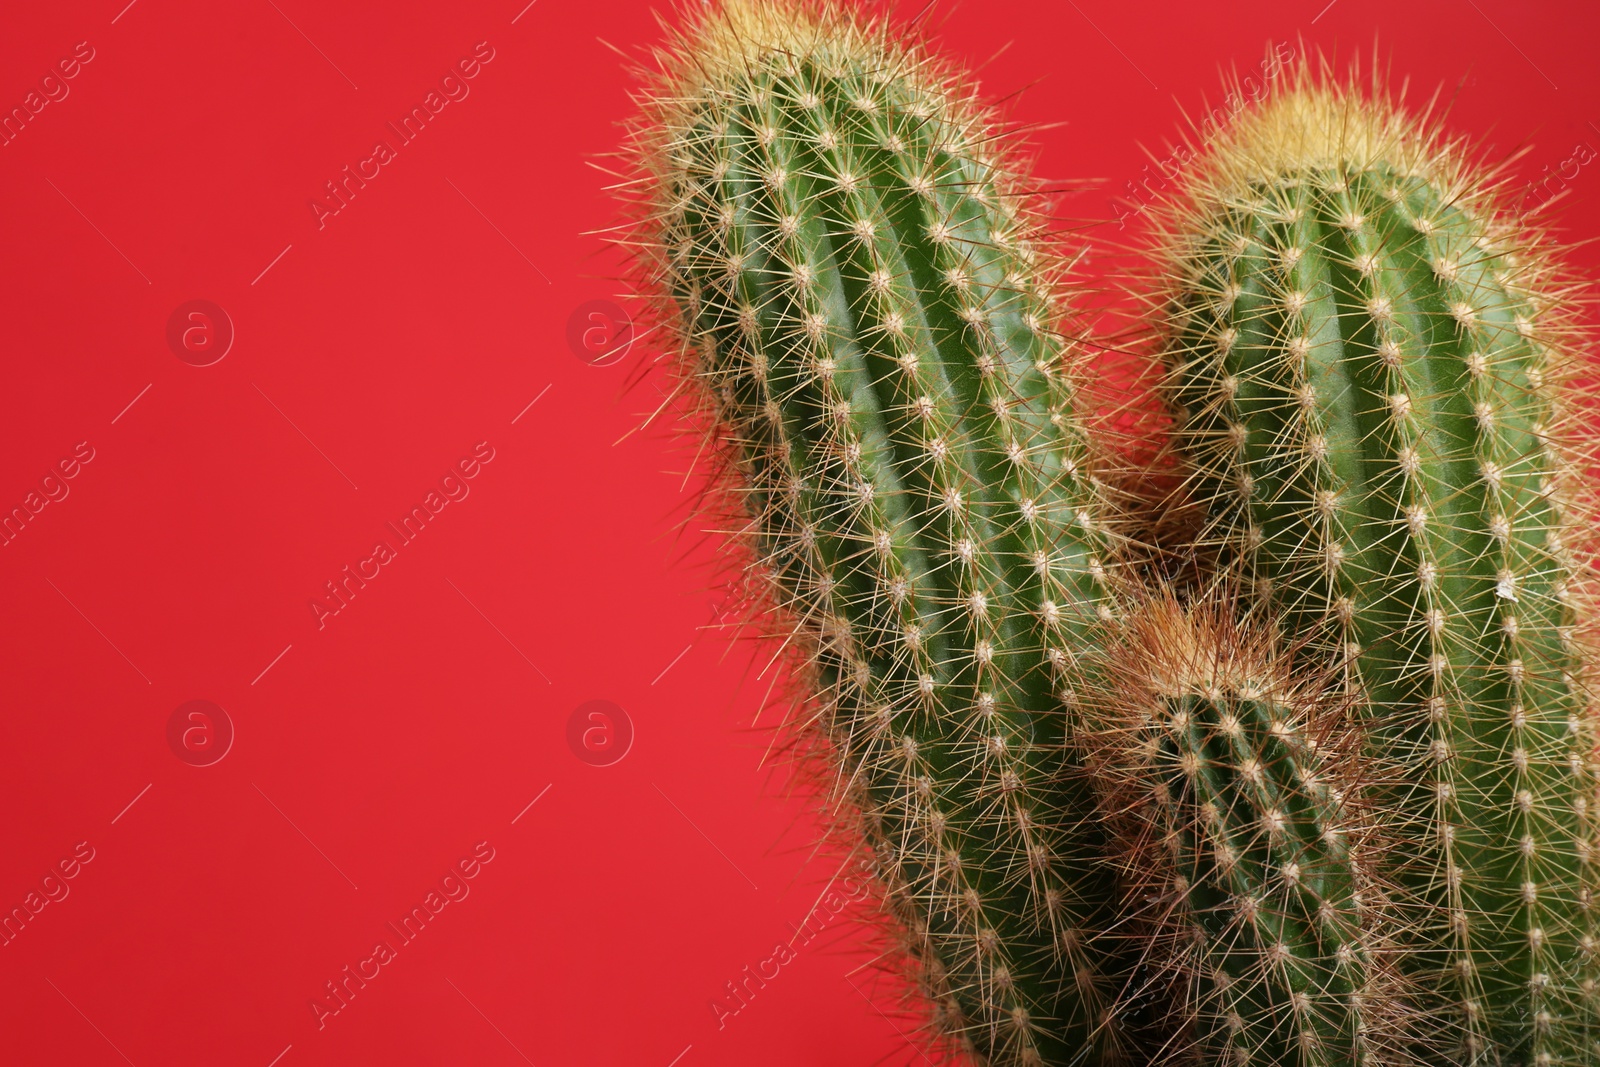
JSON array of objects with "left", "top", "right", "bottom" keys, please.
[
  {"left": 1155, "top": 72, "right": 1600, "bottom": 1064},
  {"left": 619, "top": 1, "right": 1144, "bottom": 1062},
  {"left": 1084, "top": 594, "right": 1415, "bottom": 1066},
  {"left": 611, "top": 5, "right": 1600, "bottom": 1061}
]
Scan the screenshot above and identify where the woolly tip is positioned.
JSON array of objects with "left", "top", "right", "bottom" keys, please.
[
  {"left": 648, "top": 0, "right": 886, "bottom": 101},
  {"left": 1178, "top": 56, "right": 1476, "bottom": 208},
  {"left": 1107, "top": 590, "right": 1295, "bottom": 705},
  {"left": 1080, "top": 589, "right": 1364, "bottom": 793}
]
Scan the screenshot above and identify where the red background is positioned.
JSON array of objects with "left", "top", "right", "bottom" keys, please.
[{"left": 1, "top": 1, "right": 1596, "bottom": 1064}]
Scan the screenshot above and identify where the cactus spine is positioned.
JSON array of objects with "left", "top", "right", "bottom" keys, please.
[
  {"left": 1086, "top": 596, "right": 1411, "bottom": 1066},
  {"left": 622, "top": 2, "right": 1136, "bottom": 1062},
  {"left": 1157, "top": 73, "right": 1600, "bottom": 1063}
]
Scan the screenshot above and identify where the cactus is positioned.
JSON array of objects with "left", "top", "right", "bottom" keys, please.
[
  {"left": 608, "top": 6, "right": 1600, "bottom": 1060},
  {"left": 617, "top": 1, "right": 1145, "bottom": 1062},
  {"left": 1083, "top": 593, "right": 1417, "bottom": 1066},
  {"left": 1154, "top": 67, "right": 1600, "bottom": 1064}
]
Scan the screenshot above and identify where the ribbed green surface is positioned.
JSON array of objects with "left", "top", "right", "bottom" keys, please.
[
  {"left": 1167, "top": 161, "right": 1599, "bottom": 1064},
  {"left": 656, "top": 49, "right": 1128, "bottom": 1064},
  {"left": 1144, "top": 689, "right": 1383, "bottom": 1066}
]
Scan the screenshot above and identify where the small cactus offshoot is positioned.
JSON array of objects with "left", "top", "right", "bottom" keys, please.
[{"left": 1083, "top": 593, "right": 1419, "bottom": 1066}]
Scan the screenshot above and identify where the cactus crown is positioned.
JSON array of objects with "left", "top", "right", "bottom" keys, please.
[
  {"left": 623, "top": 0, "right": 1085, "bottom": 372},
  {"left": 1174, "top": 66, "right": 1461, "bottom": 201}
]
